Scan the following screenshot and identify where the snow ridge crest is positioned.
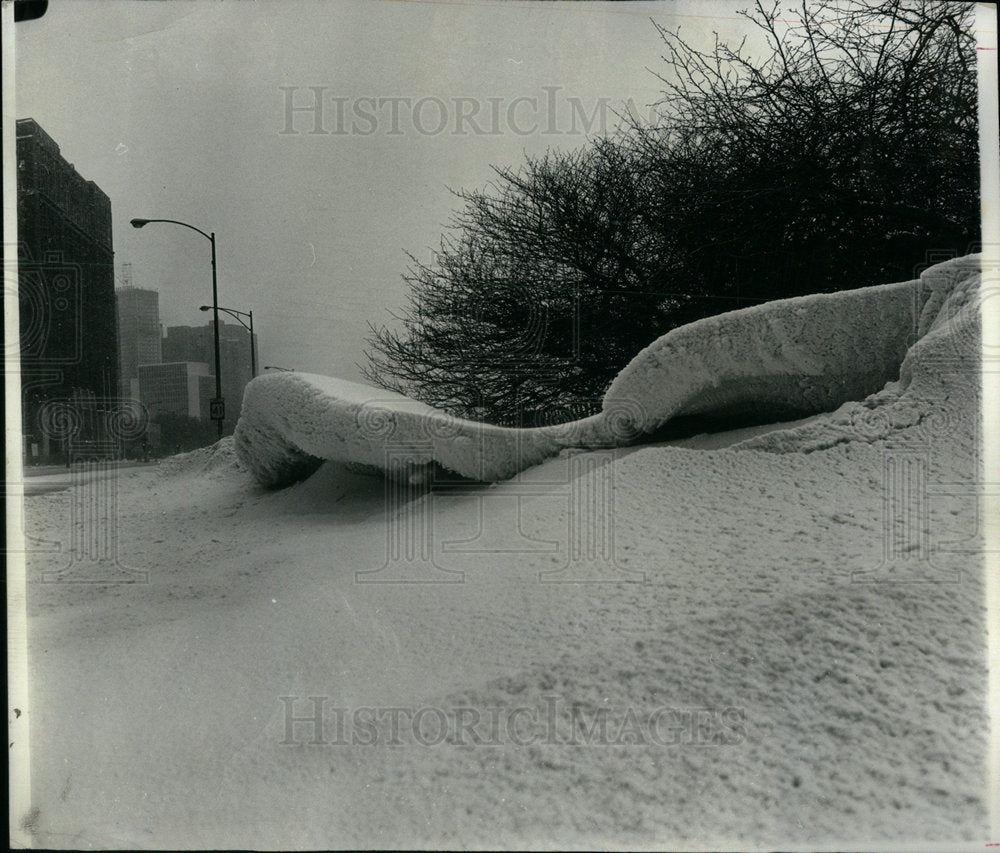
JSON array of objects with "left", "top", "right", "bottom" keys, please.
[{"left": 234, "top": 255, "right": 981, "bottom": 487}]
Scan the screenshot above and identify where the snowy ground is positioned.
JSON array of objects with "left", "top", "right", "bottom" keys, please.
[{"left": 17, "top": 256, "right": 990, "bottom": 849}]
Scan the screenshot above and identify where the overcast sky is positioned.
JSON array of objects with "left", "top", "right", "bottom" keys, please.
[{"left": 16, "top": 0, "right": 769, "bottom": 380}]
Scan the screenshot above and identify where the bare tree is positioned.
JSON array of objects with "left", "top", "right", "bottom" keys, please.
[
  {"left": 632, "top": 0, "right": 978, "bottom": 303},
  {"left": 364, "top": 0, "right": 978, "bottom": 426},
  {"left": 364, "top": 142, "right": 673, "bottom": 425}
]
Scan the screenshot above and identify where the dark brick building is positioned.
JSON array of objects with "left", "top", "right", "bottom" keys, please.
[{"left": 16, "top": 118, "right": 120, "bottom": 460}]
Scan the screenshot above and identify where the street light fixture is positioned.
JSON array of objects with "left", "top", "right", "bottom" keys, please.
[
  {"left": 131, "top": 218, "right": 224, "bottom": 438},
  {"left": 264, "top": 366, "right": 294, "bottom": 372},
  {"left": 200, "top": 305, "right": 256, "bottom": 379}
]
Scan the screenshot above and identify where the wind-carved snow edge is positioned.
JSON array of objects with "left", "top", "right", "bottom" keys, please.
[{"left": 234, "top": 255, "right": 981, "bottom": 488}]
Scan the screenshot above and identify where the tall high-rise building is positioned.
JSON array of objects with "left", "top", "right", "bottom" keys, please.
[
  {"left": 138, "top": 362, "right": 210, "bottom": 419},
  {"left": 162, "top": 320, "right": 258, "bottom": 434},
  {"left": 16, "top": 118, "right": 119, "bottom": 459},
  {"left": 116, "top": 280, "right": 163, "bottom": 400}
]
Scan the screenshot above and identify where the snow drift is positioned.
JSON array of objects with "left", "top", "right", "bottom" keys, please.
[
  {"left": 235, "top": 255, "right": 980, "bottom": 487},
  {"left": 233, "top": 373, "right": 603, "bottom": 487}
]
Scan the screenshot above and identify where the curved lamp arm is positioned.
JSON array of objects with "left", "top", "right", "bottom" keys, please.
[
  {"left": 202, "top": 304, "right": 250, "bottom": 332},
  {"left": 130, "top": 218, "right": 212, "bottom": 243}
]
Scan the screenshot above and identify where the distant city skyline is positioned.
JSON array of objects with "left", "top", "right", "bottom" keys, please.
[
  {"left": 113, "top": 265, "right": 221, "bottom": 334},
  {"left": 115, "top": 269, "right": 257, "bottom": 360}
]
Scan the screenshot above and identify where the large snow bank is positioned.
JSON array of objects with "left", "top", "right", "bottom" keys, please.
[
  {"left": 234, "top": 373, "right": 609, "bottom": 486},
  {"left": 605, "top": 272, "right": 924, "bottom": 430},
  {"left": 235, "top": 255, "right": 979, "bottom": 486},
  {"left": 734, "top": 253, "right": 981, "bottom": 455}
]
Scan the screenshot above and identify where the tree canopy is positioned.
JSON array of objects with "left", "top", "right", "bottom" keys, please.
[{"left": 364, "top": 0, "right": 979, "bottom": 427}]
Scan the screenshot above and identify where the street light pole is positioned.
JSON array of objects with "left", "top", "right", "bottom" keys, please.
[
  {"left": 209, "top": 232, "right": 223, "bottom": 439},
  {"left": 131, "top": 218, "right": 224, "bottom": 439},
  {"left": 247, "top": 310, "right": 256, "bottom": 378},
  {"left": 201, "top": 304, "right": 256, "bottom": 379}
]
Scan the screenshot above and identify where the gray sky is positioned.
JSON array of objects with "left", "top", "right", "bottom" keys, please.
[{"left": 15, "top": 0, "right": 757, "bottom": 381}]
